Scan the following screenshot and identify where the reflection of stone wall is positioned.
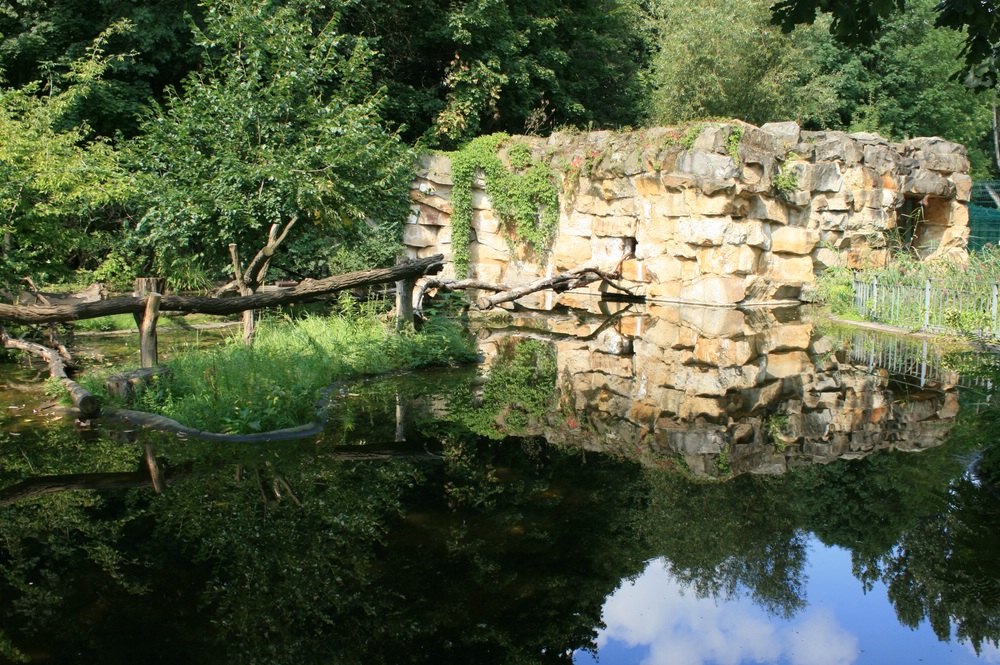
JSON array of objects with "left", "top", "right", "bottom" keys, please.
[
  {"left": 476, "top": 307, "right": 959, "bottom": 478},
  {"left": 408, "top": 124, "right": 971, "bottom": 306}
]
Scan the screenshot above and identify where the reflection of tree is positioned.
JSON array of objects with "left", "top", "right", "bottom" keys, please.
[
  {"left": 0, "top": 416, "right": 651, "bottom": 664},
  {"left": 640, "top": 471, "right": 808, "bottom": 619},
  {"left": 788, "top": 437, "right": 1000, "bottom": 653},
  {"left": 448, "top": 339, "right": 559, "bottom": 439}
]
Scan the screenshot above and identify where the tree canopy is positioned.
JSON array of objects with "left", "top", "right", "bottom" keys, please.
[
  {"left": 770, "top": 0, "right": 1000, "bottom": 89},
  {"left": 125, "top": 0, "right": 415, "bottom": 285}
]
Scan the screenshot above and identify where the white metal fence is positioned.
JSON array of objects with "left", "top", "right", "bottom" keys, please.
[{"left": 853, "top": 276, "right": 999, "bottom": 340}]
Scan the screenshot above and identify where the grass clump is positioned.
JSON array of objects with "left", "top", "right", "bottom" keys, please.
[{"left": 92, "top": 306, "right": 477, "bottom": 434}]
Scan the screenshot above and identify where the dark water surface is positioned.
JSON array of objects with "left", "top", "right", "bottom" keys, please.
[{"left": 0, "top": 305, "right": 998, "bottom": 664}]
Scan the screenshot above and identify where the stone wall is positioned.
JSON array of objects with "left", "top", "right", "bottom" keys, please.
[{"left": 405, "top": 122, "right": 972, "bottom": 307}]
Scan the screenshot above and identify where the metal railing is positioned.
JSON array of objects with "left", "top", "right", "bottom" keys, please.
[{"left": 853, "top": 276, "right": 999, "bottom": 340}]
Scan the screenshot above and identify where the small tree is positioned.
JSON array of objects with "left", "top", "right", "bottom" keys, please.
[
  {"left": 127, "top": 0, "right": 414, "bottom": 289},
  {"left": 0, "top": 25, "right": 133, "bottom": 291}
]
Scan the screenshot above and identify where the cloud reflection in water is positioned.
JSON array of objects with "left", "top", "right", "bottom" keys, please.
[{"left": 579, "top": 556, "right": 858, "bottom": 665}]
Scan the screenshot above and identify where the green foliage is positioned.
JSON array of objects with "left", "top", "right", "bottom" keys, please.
[
  {"left": 765, "top": 414, "right": 790, "bottom": 450},
  {"left": 449, "top": 133, "right": 559, "bottom": 278},
  {"left": 646, "top": 0, "right": 838, "bottom": 127},
  {"left": 771, "top": 0, "right": 1000, "bottom": 91},
  {"left": 811, "top": 264, "right": 858, "bottom": 317},
  {"left": 773, "top": 165, "right": 799, "bottom": 194},
  {"left": 0, "top": 25, "right": 133, "bottom": 289},
  {"left": 126, "top": 0, "right": 414, "bottom": 287},
  {"left": 449, "top": 338, "right": 559, "bottom": 439},
  {"left": 0, "top": 0, "right": 200, "bottom": 137},
  {"left": 725, "top": 125, "right": 743, "bottom": 163},
  {"left": 85, "top": 308, "right": 476, "bottom": 434},
  {"left": 342, "top": 0, "right": 652, "bottom": 146}
]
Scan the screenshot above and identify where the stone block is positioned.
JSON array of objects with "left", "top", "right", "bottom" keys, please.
[
  {"left": 415, "top": 153, "right": 454, "bottom": 186},
  {"left": 765, "top": 350, "right": 812, "bottom": 379},
  {"left": 764, "top": 253, "right": 815, "bottom": 284},
  {"left": 472, "top": 209, "right": 500, "bottom": 234},
  {"left": 760, "top": 323, "right": 813, "bottom": 352},
  {"left": 592, "top": 352, "right": 635, "bottom": 377},
  {"left": 563, "top": 212, "right": 595, "bottom": 237},
  {"left": 901, "top": 170, "right": 956, "bottom": 198},
  {"left": 915, "top": 150, "right": 970, "bottom": 174},
  {"left": 952, "top": 174, "right": 973, "bottom": 202},
  {"left": 620, "top": 259, "right": 650, "bottom": 283},
  {"left": 694, "top": 337, "right": 755, "bottom": 367},
  {"left": 675, "top": 149, "right": 740, "bottom": 180},
  {"left": 469, "top": 241, "right": 509, "bottom": 263},
  {"left": 593, "top": 237, "right": 629, "bottom": 266},
  {"left": 697, "top": 245, "right": 759, "bottom": 276},
  {"left": 760, "top": 121, "right": 801, "bottom": 146},
  {"left": 790, "top": 162, "right": 844, "bottom": 192},
  {"left": 679, "top": 307, "right": 746, "bottom": 337},
  {"left": 550, "top": 235, "right": 592, "bottom": 270},
  {"left": 470, "top": 260, "right": 505, "bottom": 282},
  {"left": 409, "top": 188, "right": 454, "bottom": 214},
  {"left": 471, "top": 188, "right": 491, "bottom": 210},
  {"left": 747, "top": 195, "right": 789, "bottom": 224},
  {"left": 646, "top": 279, "right": 683, "bottom": 302},
  {"left": 812, "top": 133, "right": 862, "bottom": 164},
  {"left": 680, "top": 275, "right": 746, "bottom": 305},
  {"left": 403, "top": 224, "right": 439, "bottom": 248},
  {"left": 593, "top": 215, "right": 638, "bottom": 237},
  {"left": 599, "top": 177, "right": 636, "bottom": 201},
  {"left": 771, "top": 226, "right": 820, "bottom": 255}
]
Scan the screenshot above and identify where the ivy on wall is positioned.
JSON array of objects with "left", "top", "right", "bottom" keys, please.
[{"left": 449, "top": 133, "right": 559, "bottom": 278}]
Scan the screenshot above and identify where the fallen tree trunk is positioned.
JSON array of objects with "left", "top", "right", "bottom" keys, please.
[
  {"left": 1, "top": 327, "right": 98, "bottom": 416},
  {"left": 0, "top": 255, "right": 445, "bottom": 325},
  {"left": 416, "top": 264, "right": 634, "bottom": 314}
]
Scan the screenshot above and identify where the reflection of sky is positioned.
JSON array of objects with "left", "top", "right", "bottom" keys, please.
[{"left": 575, "top": 538, "right": 995, "bottom": 665}]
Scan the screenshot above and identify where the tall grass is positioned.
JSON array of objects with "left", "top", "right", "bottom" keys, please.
[{"left": 93, "top": 309, "right": 477, "bottom": 434}]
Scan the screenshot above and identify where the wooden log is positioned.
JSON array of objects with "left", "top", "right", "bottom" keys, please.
[
  {"left": 106, "top": 366, "right": 171, "bottom": 400},
  {"left": 0, "top": 255, "right": 445, "bottom": 325},
  {"left": 1, "top": 328, "right": 99, "bottom": 416},
  {"left": 140, "top": 292, "right": 162, "bottom": 368}
]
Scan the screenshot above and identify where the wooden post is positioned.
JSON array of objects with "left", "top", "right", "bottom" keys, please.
[
  {"left": 396, "top": 277, "right": 415, "bottom": 330},
  {"left": 133, "top": 278, "right": 165, "bottom": 367},
  {"left": 230, "top": 243, "right": 257, "bottom": 346},
  {"left": 140, "top": 291, "right": 162, "bottom": 368}
]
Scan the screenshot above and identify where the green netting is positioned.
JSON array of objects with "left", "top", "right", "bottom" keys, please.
[{"left": 969, "top": 180, "right": 1000, "bottom": 251}]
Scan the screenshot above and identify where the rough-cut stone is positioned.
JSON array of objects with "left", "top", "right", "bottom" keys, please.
[
  {"left": 679, "top": 275, "right": 747, "bottom": 305},
  {"left": 760, "top": 121, "right": 801, "bottom": 147},
  {"left": 771, "top": 226, "right": 820, "bottom": 255},
  {"left": 403, "top": 124, "right": 969, "bottom": 307}
]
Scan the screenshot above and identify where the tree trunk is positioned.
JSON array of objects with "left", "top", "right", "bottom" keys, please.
[{"left": 0, "top": 255, "right": 445, "bottom": 325}]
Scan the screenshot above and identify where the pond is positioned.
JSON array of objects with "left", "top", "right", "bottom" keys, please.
[{"left": 0, "top": 303, "right": 998, "bottom": 664}]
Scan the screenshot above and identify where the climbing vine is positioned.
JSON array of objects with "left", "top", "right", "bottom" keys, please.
[{"left": 449, "top": 133, "right": 559, "bottom": 278}]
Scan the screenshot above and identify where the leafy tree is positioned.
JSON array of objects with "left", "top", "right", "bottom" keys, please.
[
  {"left": 0, "top": 26, "right": 132, "bottom": 290},
  {"left": 646, "top": 0, "right": 842, "bottom": 127},
  {"left": 0, "top": 0, "right": 201, "bottom": 138},
  {"left": 340, "top": 0, "right": 653, "bottom": 147},
  {"left": 770, "top": 0, "right": 1000, "bottom": 90},
  {"left": 126, "top": 0, "right": 414, "bottom": 286}
]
